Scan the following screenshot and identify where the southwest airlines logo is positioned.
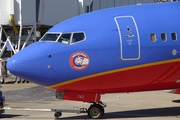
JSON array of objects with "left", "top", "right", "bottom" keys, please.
[{"left": 69, "top": 52, "right": 90, "bottom": 70}]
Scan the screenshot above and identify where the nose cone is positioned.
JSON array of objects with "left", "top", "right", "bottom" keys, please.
[{"left": 7, "top": 43, "right": 41, "bottom": 84}]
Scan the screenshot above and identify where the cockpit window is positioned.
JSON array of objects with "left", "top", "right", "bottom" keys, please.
[
  {"left": 41, "top": 33, "right": 60, "bottom": 41},
  {"left": 57, "top": 32, "right": 85, "bottom": 45},
  {"left": 57, "top": 33, "right": 71, "bottom": 44},
  {"left": 72, "top": 33, "right": 85, "bottom": 43}
]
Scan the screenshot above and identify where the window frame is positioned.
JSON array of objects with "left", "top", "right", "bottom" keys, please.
[
  {"left": 40, "top": 32, "right": 61, "bottom": 42},
  {"left": 56, "top": 31, "right": 86, "bottom": 45},
  {"left": 58, "top": 33, "right": 72, "bottom": 44},
  {"left": 171, "top": 32, "right": 178, "bottom": 41},
  {"left": 71, "top": 32, "right": 86, "bottom": 44},
  {"left": 161, "top": 33, "right": 167, "bottom": 42},
  {"left": 150, "top": 33, "right": 157, "bottom": 42}
]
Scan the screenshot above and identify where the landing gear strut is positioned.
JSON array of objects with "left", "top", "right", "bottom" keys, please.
[{"left": 87, "top": 102, "right": 106, "bottom": 119}]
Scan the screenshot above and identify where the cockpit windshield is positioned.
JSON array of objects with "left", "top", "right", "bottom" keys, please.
[
  {"left": 41, "top": 33, "right": 60, "bottom": 41},
  {"left": 40, "top": 32, "right": 86, "bottom": 45},
  {"left": 57, "top": 32, "right": 85, "bottom": 45}
]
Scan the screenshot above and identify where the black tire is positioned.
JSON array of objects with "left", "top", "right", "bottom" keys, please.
[
  {"left": 54, "top": 112, "right": 62, "bottom": 118},
  {"left": 87, "top": 104, "right": 104, "bottom": 119}
]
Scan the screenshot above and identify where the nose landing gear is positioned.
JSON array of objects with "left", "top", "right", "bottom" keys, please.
[{"left": 52, "top": 101, "right": 106, "bottom": 119}]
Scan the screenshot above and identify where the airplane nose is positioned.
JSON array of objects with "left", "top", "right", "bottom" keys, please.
[{"left": 7, "top": 43, "right": 41, "bottom": 84}]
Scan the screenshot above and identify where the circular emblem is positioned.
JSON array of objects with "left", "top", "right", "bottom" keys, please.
[{"left": 69, "top": 52, "right": 90, "bottom": 70}]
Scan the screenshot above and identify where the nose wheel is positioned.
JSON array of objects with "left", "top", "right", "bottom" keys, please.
[
  {"left": 54, "top": 111, "right": 62, "bottom": 119},
  {"left": 87, "top": 102, "right": 106, "bottom": 119},
  {"left": 88, "top": 104, "right": 104, "bottom": 119}
]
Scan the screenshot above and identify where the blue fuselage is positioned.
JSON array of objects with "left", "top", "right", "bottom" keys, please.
[{"left": 7, "top": 2, "right": 180, "bottom": 92}]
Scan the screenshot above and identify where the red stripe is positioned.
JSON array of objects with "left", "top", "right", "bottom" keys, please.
[{"left": 52, "top": 62, "right": 180, "bottom": 93}]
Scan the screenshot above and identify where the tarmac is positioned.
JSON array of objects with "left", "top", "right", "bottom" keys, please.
[{"left": 0, "top": 83, "right": 180, "bottom": 120}]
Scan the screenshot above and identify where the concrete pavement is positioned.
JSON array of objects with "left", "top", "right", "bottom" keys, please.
[{"left": 0, "top": 83, "right": 179, "bottom": 120}]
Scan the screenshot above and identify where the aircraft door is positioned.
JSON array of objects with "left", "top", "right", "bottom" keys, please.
[{"left": 115, "top": 16, "right": 140, "bottom": 60}]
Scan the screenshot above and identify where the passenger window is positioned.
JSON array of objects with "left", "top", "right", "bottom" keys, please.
[
  {"left": 71, "top": 33, "right": 85, "bottom": 43},
  {"left": 171, "top": 32, "right": 177, "bottom": 41},
  {"left": 41, "top": 33, "right": 60, "bottom": 41},
  {"left": 161, "top": 33, "right": 167, "bottom": 41},
  {"left": 150, "top": 33, "right": 156, "bottom": 42},
  {"left": 58, "top": 33, "right": 71, "bottom": 44}
]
